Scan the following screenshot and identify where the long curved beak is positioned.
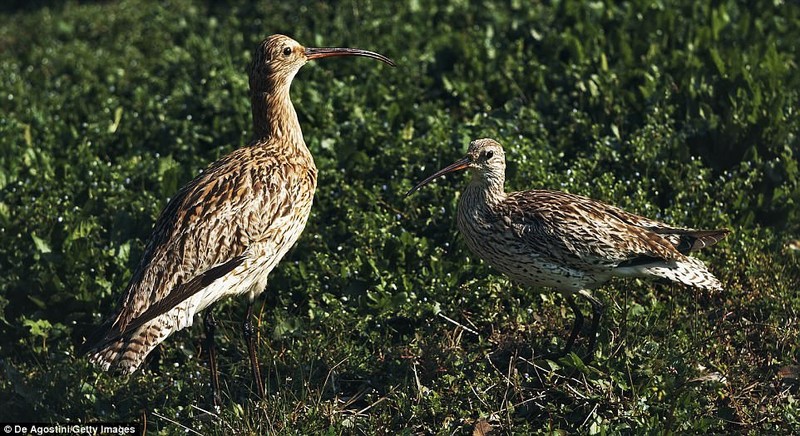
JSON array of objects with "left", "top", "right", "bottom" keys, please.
[
  {"left": 406, "top": 156, "right": 471, "bottom": 197},
  {"left": 305, "top": 47, "right": 396, "bottom": 67}
]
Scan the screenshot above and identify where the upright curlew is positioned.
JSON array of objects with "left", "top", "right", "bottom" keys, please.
[
  {"left": 83, "top": 34, "right": 394, "bottom": 403},
  {"left": 407, "top": 138, "right": 728, "bottom": 360}
]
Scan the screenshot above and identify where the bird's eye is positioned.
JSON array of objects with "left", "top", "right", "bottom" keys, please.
[
  {"left": 282, "top": 47, "right": 292, "bottom": 57},
  {"left": 484, "top": 150, "right": 494, "bottom": 160}
]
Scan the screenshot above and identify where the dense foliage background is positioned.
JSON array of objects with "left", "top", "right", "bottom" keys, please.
[{"left": 1, "top": 0, "right": 798, "bottom": 433}]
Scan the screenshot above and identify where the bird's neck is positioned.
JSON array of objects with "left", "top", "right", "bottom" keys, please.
[
  {"left": 250, "top": 86, "right": 305, "bottom": 148},
  {"left": 464, "top": 171, "right": 506, "bottom": 207}
]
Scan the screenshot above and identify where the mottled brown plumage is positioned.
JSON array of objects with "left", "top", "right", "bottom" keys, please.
[
  {"left": 83, "top": 35, "right": 394, "bottom": 400},
  {"left": 408, "top": 138, "right": 728, "bottom": 359}
]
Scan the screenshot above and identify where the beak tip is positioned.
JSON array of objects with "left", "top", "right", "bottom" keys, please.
[{"left": 405, "top": 157, "right": 469, "bottom": 199}]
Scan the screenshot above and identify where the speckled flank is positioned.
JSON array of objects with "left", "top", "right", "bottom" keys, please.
[{"left": 85, "top": 35, "right": 318, "bottom": 374}]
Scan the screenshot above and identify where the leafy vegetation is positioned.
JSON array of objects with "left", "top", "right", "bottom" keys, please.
[{"left": 1, "top": 0, "right": 798, "bottom": 433}]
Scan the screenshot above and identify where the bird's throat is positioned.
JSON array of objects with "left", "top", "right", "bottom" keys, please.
[{"left": 467, "top": 171, "right": 506, "bottom": 204}]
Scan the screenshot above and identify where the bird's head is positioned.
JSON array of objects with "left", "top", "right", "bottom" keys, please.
[
  {"left": 249, "top": 34, "right": 395, "bottom": 93},
  {"left": 406, "top": 138, "right": 506, "bottom": 196}
]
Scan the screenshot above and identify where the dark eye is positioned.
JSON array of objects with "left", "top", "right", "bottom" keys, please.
[
  {"left": 484, "top": 150, "right": 494, "bottom": 160},
  {"left": 282, "top": 47, "right": 292, "bottom": 57}
]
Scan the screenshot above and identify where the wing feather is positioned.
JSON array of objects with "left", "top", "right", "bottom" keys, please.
[
  {"left": 503, "top": 190, "right": 687, "bottom": 267},
  {"left": 86, "top": 141, "right": 310, "bottom": 349}
]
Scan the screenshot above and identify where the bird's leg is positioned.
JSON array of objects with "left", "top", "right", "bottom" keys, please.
[
  {"left": 560, "top": 294, "right": 585, "bottom": 358},
  {"left": 579, "top": 290, "right": 604, "bottom": 360},
  {"left": 243, "top": 301, "right": 265, "bottom": 399},
  {"left": 204, "top": 308, "right": 222, "bottom": 408}
]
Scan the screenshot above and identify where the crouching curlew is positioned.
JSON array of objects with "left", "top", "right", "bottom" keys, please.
[{"left": 407, "top": 138, "right": 728, "bottom": 360}]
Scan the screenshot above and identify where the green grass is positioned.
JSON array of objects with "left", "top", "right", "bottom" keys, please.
[{"left": 1, "top": 0, "right": 799, "bottom": 433}]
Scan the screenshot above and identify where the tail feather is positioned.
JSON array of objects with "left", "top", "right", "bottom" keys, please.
[
  {"left": 615, "top": 255, "right": 724, "bottom": 292},
  {"left": 88, "top": 337, "right": 143, "bottom": 374},
  {"left": 85, "top": 313, "right": 183, "bottom": 374}
]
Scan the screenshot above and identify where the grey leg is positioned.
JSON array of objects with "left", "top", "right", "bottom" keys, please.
[
  {"left": 560, "top": 294, "right": 585, "bottom": 357},
  {"left": 580, "top": 291, "right": 604, "bottom": 359},
  {"left": 204, "top": 308, "right": 222, "bottom": 407},
  {"left": 243, "top": 301, "right": 265, "bottom": 398}
]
